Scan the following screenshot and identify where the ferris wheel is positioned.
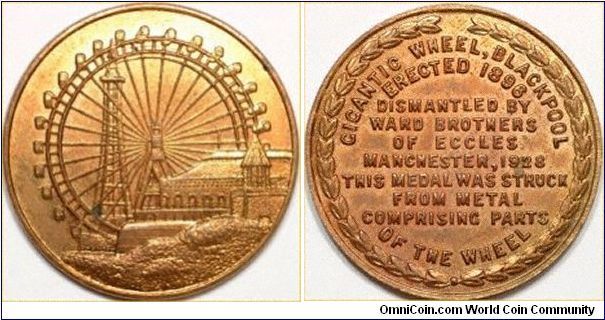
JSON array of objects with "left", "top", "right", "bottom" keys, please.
[{"left": 38, "top": 26, "right": 270, "bottom": 233}]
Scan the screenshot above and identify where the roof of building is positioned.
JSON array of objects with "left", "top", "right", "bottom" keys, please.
[
  {"left": 163, "top": 139, "right": 290, "bottom": 181},
  {"left": 210, "top": 149, "right": 292, "bottom": 159},
  {"left": 241, "top": 138, "right": 270, "bottom": 167},
  {"left": 165, "top": 158, "right": 244, "bottom": 180}
]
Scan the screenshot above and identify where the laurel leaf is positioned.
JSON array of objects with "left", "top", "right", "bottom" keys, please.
[
  {"left": 490, "top": 25, "right": 513, "bottom": 41},
  {"left": 405, "top": 275, "right": 425, "bottom": 283},
  {"left": 404, "top": 263, "right": 424, "bottom": 282},
  {"left": 572, "top": 180, "right": 590, "bottom": 201},
  {"left": 544, "top": 60, "right": 563, "bottom": 81},
  {"left": 462, "top": 269, "right": 484, "bottom": 279},
  {"left": 384, "top": 264, "right": 405, "bottom": 277},
  {"left": 419, "top": 15, "right": 441, "bottom": 25},
  {"left": 537, "top": 240, "right": 557, "bottom": 254},
  {"left": 427, "top": 269, "right": 448, "bottom": 282},
  {"left": 328, "top": 200, "right": 346, "bottom": 220},
  {"left": 318, "top": 138, "right": 334, "bottom": 159},
  {"left": 560, "top": 199, "right": 580, "bottom": 220},
  {"left": 573, "top": 137, "right": 591, "bottom": 158},
  {"left": 484, "top": 273, "right": 508, "bottom": 283},
  {"left": 360, "top": 39, "right": 382, "bottom": 61},
  {"left": 325, "top": 97, "right": 345, "bottom": 118},
  {"left": 334, "top": 75, "right": 356, "bottom": 96},
  {"left": 510, "top": 34, "right": 531, "bottom": 53},
  {"left": 388, "top": 255, "right": 406, "bottom": 269},
  {"left": 350, "top": 236, "right": 368, "bottom": 253},
  {"left": 378, "top": 39, "right": 402, "bottom": 50},
  {"left": 346, "top": 58, "right": 368, "bottom": 77},
  {"left": 425, "top": 280, "right": 451, "bottom": 288},
  {"left": 336, "top": 197, "right": 348, "bottom": 217},
  {"left": 467, "top": 25, "right": 490, "bottom": 35},
  {"left": 467, "top": 17, "right": 491, "bottom": 35},
  {"left": 358, "top": 230, "right": 373, "bottom": 251},
  {"left": 459, "top": 278, "right": 484, "bottom": 287},
  {"left": 396, "top": 23, "right": 419, "bottom": 39},
  {"left": 372, "top": 245, "right": 386, "bottom": 260},
  {"left": 320, "top": 177, "right": 339, "bottom": 200},
  {"left": 501, "top": 264, "right": 525, "bottom": 275},
  {"left": 418, "top": 23, "right": 441, "bottom": 34},
  {"left": 521, "top": 253, "right": 543, "bottom": 266},
  {"left": 553, "top": 220, "right": 572, "bottom": 236},
  {"left": 555, "top": 76, "right": 576, "bottom": 99},
  {"left": 366, "top": 251, "right": 386, "bottom": 267},
  {"left": 346, "top": 214, "right": 359, "bottom": 233},
  {"left": 378, "top": 30, "right": 402, "bottom": 49},
  {"left": 338, "top": 221, "right": 356, "bottom": 239},
  {"left": 318, "top": 157, "right": 335, "bottom": 179},
  {"left": 527, "top": 45, "right": 549, "bottom": 67},
  {"left": 564, "top": 96, "right": 583, "bottom": 117},
  {"left": 315, "top": 138, "right": 332, "bottom": 160},
  {"left": 406, "top": 263, "right": 423, "bottom": 277},
  {"left": 574, "top": 158, "right": 591, "bottom": 180},
  {"left": 318, "top": 116, "right": 338, "bottom": 139},
  {"left": 321, "top": 94, "right": 335, "bottom": 116},
  {"left": 572, "top": 117, "right": 589, "bottom": 141},
  {"left": 576, "top": 136, "right": 593, "bottom": 157}
]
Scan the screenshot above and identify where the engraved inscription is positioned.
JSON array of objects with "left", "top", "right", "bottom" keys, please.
[{"left": 309, "top": 8, "right": 599, "bottom": 298}]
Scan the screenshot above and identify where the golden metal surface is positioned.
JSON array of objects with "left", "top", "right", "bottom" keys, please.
[
  {"left": 4, "top": 3, "right": 297, "bottom": 299},
  {"left": 306, "top": 4, "right": 601, "bottom": 299}
]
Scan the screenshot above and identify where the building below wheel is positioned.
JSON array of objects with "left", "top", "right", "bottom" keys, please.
[
  {"left": 135, "top": 138, "right": 292, "bottom": 222},
  {"left": 79, "top": 138, "right": 292, "bottom": 252}
]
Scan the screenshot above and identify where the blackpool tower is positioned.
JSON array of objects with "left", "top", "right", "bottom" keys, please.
[{"left": 94, "top": 64, "right": 132, "bottom": 223}]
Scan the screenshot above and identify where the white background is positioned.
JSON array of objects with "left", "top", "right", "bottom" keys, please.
[
  {"left": 2, "top": 1, "right": 604, "bottom": 319},
  {"left": 304, "top": 2, "right": 604, "bottom": 300},
  {"left": 1, "top": 2, "right": 300, "bottom": 301}
]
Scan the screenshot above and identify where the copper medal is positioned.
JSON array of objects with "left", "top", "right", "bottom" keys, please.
[
  {"left": 4, "top": 4, "right": 297, "bottom": 299},
  {"left": 306, "top": 5, "right": 601, "bottom": 299}
]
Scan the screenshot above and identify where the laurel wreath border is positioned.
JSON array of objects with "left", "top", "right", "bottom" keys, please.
[{"left": 312, "top": 15, "right": 594, "bottom": 288}]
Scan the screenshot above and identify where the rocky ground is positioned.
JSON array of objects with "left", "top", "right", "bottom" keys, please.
[{"left": 62, "top": 217, "right": 270, "bottom": 292}]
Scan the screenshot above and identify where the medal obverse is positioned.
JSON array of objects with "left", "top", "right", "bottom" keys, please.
[
  {"left": 306, "top": 5, "right": 601, "bottom": 299},
  {"left": 4, "top": 4, "right": 297, "bottom": 299}
]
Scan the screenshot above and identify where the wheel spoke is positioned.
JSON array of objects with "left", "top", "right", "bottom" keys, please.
[
  {"left": 79, "top": 83, "right": 147, "bottom": 140},
  {"left": 65, "top": 122, "right": 140, "bottom": 143},
  {"left": 164, "top": 76, "right": 222, "bottom": 133},
  {"left": 67, "top": 157, "right": 122, "bottom": 183},
  {"left": 68, "top": 104, "right": 104, "bottom": 126},
  {"left": 159, "top": 63, "right": 185, "bottom": 125},
  {"left": 123, "top": 57, "right": 153, "bottom": 131},
  {"left": 165, "top": 155, "right": 188, "bottom": 173},
  {"left": 93, "top": 152, "right": 146, "bottom": 205},
  {"left": 164, "top": 146, "right": 199, "bottom": 162},
  {"left": 77, "top": 154, "right": 141, "bottom": 199},
  {"left": 162, "top": 158, "right": 179, "bottom": 176},
  {"left": 165, "top": 140, "right": 238, "bottom": 147},
  {"left": 113, "top": 73, "right": 151, "bottom": 136},
  {"left": 165, "top": 111, "right": 231, "bottom": 141},
  {"left": 166, "top": 124, "right": 245, "bottom": 143},
  {"left": 155, "top": 54, "right": 165, "bottom": 123},
  {"left": 58, "top": 153, "right": 104, "bottom": 166},
  {"left": 63, "top": 124, "right": 104, "bottom": 136},
  {"left": 162, "top": 73, "right": 202, "bottom": 129},
  {"left": 58, "top": 142, "right": 105, "bottom": 147},
  {"left": 140, "top": 56, "right": 154, "bottom": 124},
  {"left": 163, "top": 145, "right": 215, "bottom": 155},
  {"left": 167, "top": 151, "right": 196, "bottom": 170}
]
